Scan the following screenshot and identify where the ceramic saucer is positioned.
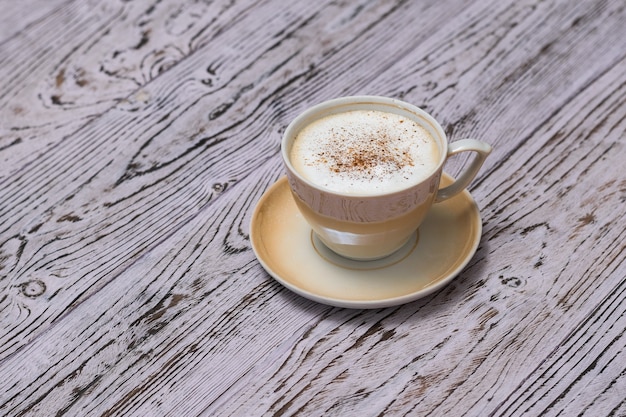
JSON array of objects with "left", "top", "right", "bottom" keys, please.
[{"left": 250, "top": 174, "right": 482, "bottom": 309}]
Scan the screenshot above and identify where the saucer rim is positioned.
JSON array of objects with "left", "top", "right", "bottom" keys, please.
[{"left": 250, "top": 175, "right": 482, "bottom": 309}]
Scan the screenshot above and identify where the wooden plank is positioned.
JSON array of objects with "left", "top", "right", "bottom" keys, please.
[
  {"left": 1, "top": 0, "right": 126, "bottom": 173},
  {"left": 0, "top": 0, "right": 283, "bottom": 177},
  {"left": 0, "top": 0, "right": 624, "bottom": 415},
  {"left": 0, "top": 0, "right": 69, "bottom": 42}
]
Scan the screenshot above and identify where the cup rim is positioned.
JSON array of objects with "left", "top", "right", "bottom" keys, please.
[{"left": 281, "top": 95, "right": 448, "bottom": 198}]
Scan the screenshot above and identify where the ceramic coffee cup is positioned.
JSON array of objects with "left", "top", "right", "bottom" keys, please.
[{"left": 282, "top": 96, "right": 492, "bottom": 260}]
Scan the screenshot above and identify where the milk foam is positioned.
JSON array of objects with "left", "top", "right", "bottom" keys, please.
[{"left": 290, "top": 110, "right": 439, "bottom": 195}]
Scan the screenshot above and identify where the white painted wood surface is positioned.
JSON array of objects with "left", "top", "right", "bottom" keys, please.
[{"left": 0, "top": 0, "right": 624, "bottom": 415}]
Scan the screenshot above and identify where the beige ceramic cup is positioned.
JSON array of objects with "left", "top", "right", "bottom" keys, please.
[{"left": 282, "top": 96, "right": 492, "bottom": 260}]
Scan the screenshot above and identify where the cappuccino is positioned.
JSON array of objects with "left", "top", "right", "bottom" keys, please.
[{"left": 290, "top": 110, "right": 439, "bottom": 195}]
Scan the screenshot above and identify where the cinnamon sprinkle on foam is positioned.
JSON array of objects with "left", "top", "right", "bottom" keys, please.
[{"left": 291, "top": 110, "right": 439, "bottom": 195}]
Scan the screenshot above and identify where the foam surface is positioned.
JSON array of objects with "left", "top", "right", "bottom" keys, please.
[{"left": 290, "top": 110, "right": 439, "bottom": 195}]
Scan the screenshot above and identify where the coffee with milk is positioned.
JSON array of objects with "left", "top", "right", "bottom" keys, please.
[{"left": 290, "top": 110, "right": 440, "bottom": 195}]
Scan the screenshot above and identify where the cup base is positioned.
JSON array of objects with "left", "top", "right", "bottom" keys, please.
[{"left": 311, "top": 231, "right": 419, "bottom": 270}]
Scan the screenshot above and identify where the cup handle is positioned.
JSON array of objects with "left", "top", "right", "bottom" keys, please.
[{"left": 435, "top": 139, "right": 492, "bottom": 203}]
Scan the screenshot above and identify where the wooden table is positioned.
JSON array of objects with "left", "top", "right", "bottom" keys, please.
[{"left": 1, "top": 0, "right": 624, "bottom": 415}]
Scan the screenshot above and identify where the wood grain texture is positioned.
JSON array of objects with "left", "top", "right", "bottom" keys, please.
[{"left": 0, "top": 0, "right": 625, "bottom": 416}]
